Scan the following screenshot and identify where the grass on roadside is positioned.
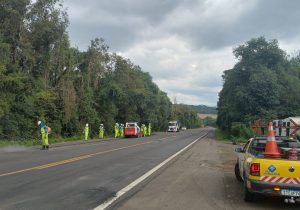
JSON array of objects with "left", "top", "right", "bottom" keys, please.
[
  {"left": 0, "top": 139, "right": 40, "bottom": 147},
  {"left": 215, "top": 128, "right": 249, "bottom": 144},
  {"left": 0, "top": 135, "right": 86, "bottom": 148},
  {"left": 0, "top": 133, "right": 119, "bottom": 148},
  {"left": 215, "top": 128, "right": 232, "bottom": 142}
]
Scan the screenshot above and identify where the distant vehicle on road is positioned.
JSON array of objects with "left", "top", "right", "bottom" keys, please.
[
  {"left": 168, "top": 121, "right": 180, "bottom": 132},
  {"left": 124, "top": 122, "right": 140, "bottom": 138},
  {"left": 181, "top": 126, "right": 187, "bottom": 130}
]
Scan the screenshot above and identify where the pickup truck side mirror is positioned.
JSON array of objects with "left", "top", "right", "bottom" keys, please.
[{"left": 235, "top": 147, "right": 243, "bottom": 153}]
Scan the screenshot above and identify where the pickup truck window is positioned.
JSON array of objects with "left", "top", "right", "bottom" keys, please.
[
  {"left": 248, "top": 139, "right": 265, "bottom": 157},
  {"left": 168, "top": 123, "right": 177, "bottom": 126}
]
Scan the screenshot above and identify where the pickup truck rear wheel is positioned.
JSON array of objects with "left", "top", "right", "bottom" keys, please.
[
  {"left": 244, "top": 185, "right": 255, "bottom": 202},
  {"left": 234, "top": 163, "right": 243, "bottom": 182}
]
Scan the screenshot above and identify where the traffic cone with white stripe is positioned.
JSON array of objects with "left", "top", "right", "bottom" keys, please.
[{"left": 264, "top": 122, "right": 281, "bottom": 159}]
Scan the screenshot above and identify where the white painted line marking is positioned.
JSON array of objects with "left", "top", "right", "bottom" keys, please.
[{"left": 93, "top": 132, "right": 208, "bottom": 210}]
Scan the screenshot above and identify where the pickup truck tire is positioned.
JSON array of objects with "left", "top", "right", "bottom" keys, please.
[
  {"left": 234, "top": 163, "right": 243, "bottom": 182},
  {"left": 244, "top": 185, "right": 255, "bottom": 202}
]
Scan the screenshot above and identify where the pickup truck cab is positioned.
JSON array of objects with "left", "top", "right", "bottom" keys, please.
[
  {"left": 235, "top": 136, "right": 300, "bottom": 203},
  {"left": 124, "top": 122, "right": 140, "bottom": 138}
]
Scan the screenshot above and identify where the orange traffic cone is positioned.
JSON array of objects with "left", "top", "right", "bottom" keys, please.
[{"left": 264, "top": 122, "right": 281, "bottom": 159}]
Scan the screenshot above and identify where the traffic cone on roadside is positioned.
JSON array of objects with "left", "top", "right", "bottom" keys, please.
[{"left": 264, "top": 122, "right": 281, "bottom": 159}]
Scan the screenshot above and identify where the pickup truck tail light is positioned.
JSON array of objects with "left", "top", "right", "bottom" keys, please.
[{"left": 250, "top": 163, "right": 260, "bottom": 176}]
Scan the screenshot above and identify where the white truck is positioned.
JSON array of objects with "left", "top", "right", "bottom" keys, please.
[{"left": 168, "top": 121, "right": 180, "bottom": 132}]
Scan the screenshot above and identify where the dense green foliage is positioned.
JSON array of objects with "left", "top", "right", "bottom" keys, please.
[
  {"left": 0, "top": 0, "right": 200, "bottom": 141},
  {"left": 189, "top": 105, "right": 217, "bottom": 114},
  {"left": 217, "top": 37, "right": 300, "bottom": 132},
  {"left": 202, "top": 117, "right": 216, "bottom": 127},
  {"left": 171, "top": 104, "right": 201, "bottom": 129}
]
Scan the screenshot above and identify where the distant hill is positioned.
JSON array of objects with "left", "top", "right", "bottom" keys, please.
[{"left": 189, "top": 105, "right": 217, "bottom": 114}]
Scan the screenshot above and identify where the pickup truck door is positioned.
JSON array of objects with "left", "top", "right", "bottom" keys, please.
[{"left": 239, "top": 140, "right": 251, "bottom": 177}]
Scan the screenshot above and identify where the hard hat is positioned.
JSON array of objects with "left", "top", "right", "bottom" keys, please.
[
  {"left": 86, "top": 123, "right": 88, "bottom": 127},
  {"left": 38, "top": 121, "right": 41, "bottom": 125},
  {"left": 100, "top": 124, "right": 103, "bottom": 126}
]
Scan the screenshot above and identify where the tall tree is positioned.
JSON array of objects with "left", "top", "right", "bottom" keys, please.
[{"left": 217, "top": 37, "right": 300, "bottom": 131}]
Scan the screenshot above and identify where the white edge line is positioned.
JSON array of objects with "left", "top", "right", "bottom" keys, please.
[{"left": 93, "top": 132, "right": 208, "bottom": 210}]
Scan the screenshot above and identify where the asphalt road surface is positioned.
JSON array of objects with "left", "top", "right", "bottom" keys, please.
[
  {"left": 0, "top": 129, "right": 207, "bottom": 210},
  {"left": 1, "top": 128, "right": 300, "bottom": 210}
]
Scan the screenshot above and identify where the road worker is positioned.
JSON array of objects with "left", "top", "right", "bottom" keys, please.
[
  {"left": 120, "top": 124, "right": 124, "bottom": 138},
  {"left": 38, "top": 120, "right": 49, "bottom": 150},
  {"left": 148, "top": 123, "right": 152, "bottom": 136},
  {"left": 115, "top": 123, "right": 119, "bottom": 138},
  {"left": 143, "top": 124, "right": 147, "bottom": 137},
  {"left": 84, "top": 123, "right": 89, "bottom": 141},
  {"left": 141, "top": 124, "right": 145, "bottom": 137},
  {"left": 99, "top": 124, "right": 104, "bottom": 139}
]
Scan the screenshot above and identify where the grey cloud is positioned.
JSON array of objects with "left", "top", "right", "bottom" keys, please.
[
  {"left": 67, "top": 19, "right": 138, "bottom": 50},
  {"left": 98, "top": 0, "right": 182, "bottom": 24},
  {"left": 238, "top": 0, "right": 300, "bottom": 40},
  {"left": 66, "top": 0, "right": 300, "bottom": 51},
  {"left": 167, "top": 0, "right": 300, "bottom": 50},
  {"left": 170, "top": 88, "right": 220, "bottom": 97},
  {"left": 65, "top": 0, "right": 182, "bottom": 50}
]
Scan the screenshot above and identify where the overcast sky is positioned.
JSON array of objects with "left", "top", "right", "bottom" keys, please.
[{"left": 63, "top": 0, "right": 300, "bottom": 106}]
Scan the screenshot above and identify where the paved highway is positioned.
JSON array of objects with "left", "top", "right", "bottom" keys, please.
[
  {"left": 3, "top": 128, "right": 297, "bottom": 210},
  {"left": 0, "top": 129, "right": 207, "bottom": 210}
]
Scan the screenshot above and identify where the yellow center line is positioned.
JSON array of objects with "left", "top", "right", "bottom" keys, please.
[
  {"left": 0, "top": 141, "right": 152, "bottom": 177},
  {"left": 158, "top": 135, "right": 177, "bottom": 140}
]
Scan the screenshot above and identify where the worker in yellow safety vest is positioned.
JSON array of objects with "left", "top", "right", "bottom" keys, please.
[
  {"left": 115, "top": 123, "right": 119, "bottom": 138},
  {"left": 141, "top": 124, "right": 146, "bottom": 137},
  {"left": 38, "top": 120, "right": 49, "bottom": 150},
  {"left": 99, "top": 124, "right": 104, "bottom": 139},
  {"left": 148, "top": 123, "right": 152, "bottom": 136},
  {"left": 84, "top": 123, "right": 89, "bottom": 141},
  {"left": 143, "top": 124, "right": 147, "bottom": 137},
  {"left": 120, "top": 124, "right": 124, "bottom": 138}
]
